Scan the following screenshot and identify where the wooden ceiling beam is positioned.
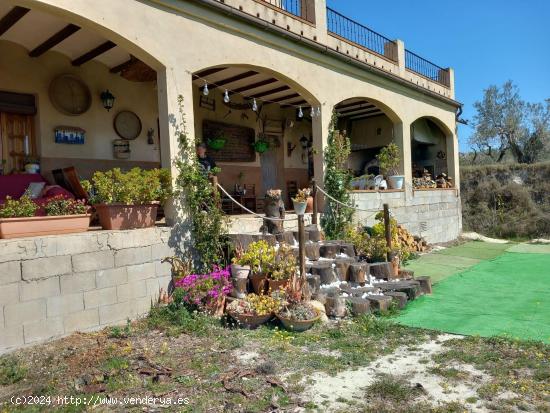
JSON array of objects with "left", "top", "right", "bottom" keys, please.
[
  {"left": 269, "top": 93, "right": 300, "bottom": 103},
  {"left": 0, "top": 6, "right": 30, "bottom": 36},
  {"left": 193, "top": 67, "right": 228, "bottom": 79},
  {"left": 337, "top": 104, "right": 376, "bottom": 115},
  {"left": 349, "top": 112, "right": 385, "bottom": 121},
  {"left": 203, "top": 70, "right": 258, "bottom": 92},
  {"left": 248, "top": 85, "right": 290, "bottom": 99},
  {"left": 72, "top": 40, "right": 116, "bottom": 66},
  {"left": 110, "top": 56, "right": 136, "bottom": 73},
  {"left": 232, "top": 78, "right": 278, "bottom": 94},
  {"left": 335, "top": 100, "right": 370, "bottom": 110},
  {"left": 29, "top": 24, "right": 80, "bottom": 57},
  {"left": 281, "top": 99, "right": 307, "bottom": 108},
  {"left": 342, "top": 108, "right": 382, "bottom": 118}
]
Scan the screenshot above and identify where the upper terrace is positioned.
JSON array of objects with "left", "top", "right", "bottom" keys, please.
[{"left": 209, "top": 0, "right": 455, "bottom": 100}]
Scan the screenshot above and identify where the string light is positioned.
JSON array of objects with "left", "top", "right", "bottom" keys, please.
[
  {"left": 310, "top": 107, "right": 315, "bottom": 118},
  {"left": 223, "top": 89, "right": 230, "bottom": 103},
  {"left": 316, "top": 106, "right": 321, "bottom": 117},
  {"left": 252, "top": 98, "right": 258, "bottom": 112},
  {"left": 298, "top": 106, "right": 304, "bottom": 118},
  {"left": 190, "top": 70, "right": 316, "bottom": 111}
]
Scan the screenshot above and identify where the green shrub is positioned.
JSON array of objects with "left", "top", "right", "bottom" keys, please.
[
  {"left": 83, "top": 167, "right": 171, "bottom": 205},
  {"left": 0, "top": 196, "right": 38, "bottom": 218},
  {"left": 0, "top": 356, "right": 27, "bottom": 385},
  {"left": 44, "top": 197, "right": 87, "bottom": 216}
]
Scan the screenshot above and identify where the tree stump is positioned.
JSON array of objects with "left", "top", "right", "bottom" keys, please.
[
  {"left": 340, "top": 242, "right": 356, "bottom": 257},
  {"left": 310, "top": 261, "right": 338, "bottom": 285},
  {"left": 374, "top": 281, "right": 421, "bottom": 301},
  {"left": 276, "top": 231, "right": 295, "bottom": 245},
  {"left": 370, "top": 262, "right": 393, "bottom": 280},
  {"left": 334, "top": 257, "right": 355, "bottom": 281},
  {"left": 346, "top": 297, "right": 371, "bottom": 315},
  {"left": 262, "top": 196, "right": 285, "bottom": 235},
  {"left": 325, "top": 296, "right": 347, "bottom": 318},
  {"left": 305, "top": 225, "right": 322, "bottom": 242},
  {"left": 305, "top": 242, "right": 321, "bottom": 261},
  {"left": 351, "top": 286, "right": 376, "bottom": 297},
  {"left": 365, "top": 295, "right": 393, "bottom": 312},
  {"left": 415, "top": 276, "right": 432, "bottom": 294},
  {"left": 319, "top": 242, "right": 340, "bottom": 259},
  {"left": 384, "top": 291, "right": 408, "bottom": 309},
  {"left": 349, "top": 263, "right": 369, "bottom": 285},
  {"left": 306, "top": 274, "right": 321, "bottom": 296},
  {"left": 398, "top": 269, "right": 414, "bottom": 280}
]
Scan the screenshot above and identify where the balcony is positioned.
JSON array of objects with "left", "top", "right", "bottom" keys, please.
[{"left": 208, "top": 0, "right": 454, "bottom": 97}]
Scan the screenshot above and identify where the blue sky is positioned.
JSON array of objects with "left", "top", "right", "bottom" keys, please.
[{"left": 326, "top": 0, "right": 550, "bottom": 151}]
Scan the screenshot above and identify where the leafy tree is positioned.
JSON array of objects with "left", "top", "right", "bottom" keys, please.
[
  {"left": 470, "top": 81, "right": 550, "bottom": 164},
  {"left": 321, "top": 111, "right": 354, "bottom": 239}
]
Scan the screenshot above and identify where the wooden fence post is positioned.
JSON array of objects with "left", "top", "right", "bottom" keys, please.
[
  {"left": 298, "top": 214, "right": 306, "bottom": 279},
  {"left": 383, "top": 203, "right": 392, "bottom": 261},
  {"left": 311, "top": 178, "right": 318, "bottom": 226}
]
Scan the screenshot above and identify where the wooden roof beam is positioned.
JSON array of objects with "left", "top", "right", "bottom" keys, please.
[
  {"left": 29, "top": 24, "right": 80, "bottom": 57},
  {"left": 72, "top": 41, "right": 116, "bottom": 66},
  {"left": 0, "top": 6, "right": 30, "bottom": 36}
]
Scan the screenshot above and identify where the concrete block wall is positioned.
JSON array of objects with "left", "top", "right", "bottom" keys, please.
[
  {"left": 352, "top": 189, "right": 461, "bottom": 244},
  {"left": 0, "top": 227, "right": 175, "bottom": 354}
]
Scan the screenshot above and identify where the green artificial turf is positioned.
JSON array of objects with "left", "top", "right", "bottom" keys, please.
[{"left": 397, "top": 251, "right": 550, "bottom": 343}]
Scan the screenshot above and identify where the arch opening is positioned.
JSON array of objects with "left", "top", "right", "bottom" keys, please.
[
  {"left": 332, "top": 97, "right": 403, "bottom": 190},
  {"left": 410, "top": 116, "right": 455, "bottom": 188},
  {"left": 191, "top": 64, "right": 320, "bottom": 211}
]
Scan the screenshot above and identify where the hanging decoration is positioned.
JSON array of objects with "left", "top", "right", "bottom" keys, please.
[
  {"left": 223, "top": 89, "right": 230, "bottom": 103},
  {"left": 202, "top": 81, "right": 209, "bottom": 96}
]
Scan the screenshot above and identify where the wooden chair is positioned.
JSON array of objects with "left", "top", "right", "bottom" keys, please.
[
  {"left": 62, "top": 167, "right": 89, "bottom": 200},
  {"left": 243, "top": 184, "right": 257, "bottom": 212},
  {"left": 287, "top": 180, "right": 298, "bottom": 207}
]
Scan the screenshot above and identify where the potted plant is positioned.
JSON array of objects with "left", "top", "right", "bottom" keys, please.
[
  {"left": 237, "top": 240, "right": 276, "bottom": 294},
  {"left": 207, "top": 133, "right": 226, "bottom": 151},
  {"left": 230, "top": 242, "right": 250, "bottom": 298},
  {"left": 24, "top": 157, "right": 40, "bottom": 174},
  {"left": 253, "top": 139, "right": 269, "bottom": 154},
  {"left": 267, "top": 243, "right": 296, "bottom": 292},
  {"left": 276, "top": 301, "right": 320, "bottom": 332},
  {"left": 292, "top": 188, "right": 311, "bottom": 215},
  {"left": 0, "top": 195, "right": 90, "bottom": 239},
  {"left": 82, "top": 167, "right": 171, "bottom": 230},
  {"left": 376, "top": 143, "right": 403, "bottom": 190},
  {"left": 227, "top": 294, "right": 281, "bottom": 329},
  {"left": 173, "top": 266, "right": 232, "bottom": 316}
]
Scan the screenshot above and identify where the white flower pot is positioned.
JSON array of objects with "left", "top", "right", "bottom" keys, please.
[
  {"left": 292, "top": 200, "right": 307, "bottom": 215},
  {"left": 388, "top": 175, "right": 404, "bottom": 190},
  {"left": 230, "top": 263, "right": 251, "bottom": 279}
]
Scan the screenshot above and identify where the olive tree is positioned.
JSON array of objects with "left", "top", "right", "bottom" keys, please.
[{"left": 470, "top": 81, "right": 550, "bottom": 164}]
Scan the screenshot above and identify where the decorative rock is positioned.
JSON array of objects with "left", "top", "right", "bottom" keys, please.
[
  {"left": 415, "top": 276, "right": 432, "bottom": 294},
  {"left": 351, "top": 286, "right": 376, "bottom": 297},
  {"left": 349, "top": 263, "right": 369, "bottom": 285},
  {"left": 346, "top": 297, "right": 371, "bottom": 315},
  {"left": 319, "top": 242, "right": 340, "bottom": 259},
  {"left": 370, "top": 262, "right": 393, "bottom": 280},
  {"left": 305, "top": 242, "right": 321, "bottom": 261},
  {"left": 384, "top": 291, "right": 408, "bottom": 309},
  {"left": 310, "top": 262, "right": 338, "bottom": 285},
  {"left": 325, "top": 296, "right": 347, "bottom": 318},
  {"left": 305, "top": 226, "right": 322, "bottom": 242},
  {"left": 365, "top": 295, "right": 393, "bottom": 312},
  {"left": 306, "top": 274, "right": 321, "bottom": 296},
  {"left": 313, "top": 291, "right": 328, "bottom": 305},
  {"left": 398, "top": 269, "right": 415, "bottom": 280},
  {"left": 276, "top": 231, "right": 295, "bottom": 245},
  {"left": 374, "top": 281, "right": 421, "bottom": 301},
  {"left": 334, "top": 257, "right": 355, "bottom": 281}
]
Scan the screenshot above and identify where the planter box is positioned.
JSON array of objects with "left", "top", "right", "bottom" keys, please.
[
  {"left": 94, "top": 204, "right": 158, "bottom": 230},
  {"left": 0, "top": 214, "right": 91, "bottom": 239}
]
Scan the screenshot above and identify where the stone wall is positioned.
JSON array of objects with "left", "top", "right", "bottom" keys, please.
[
  {"left": 0, "top": 227, "right": 175, "bottom": 354},
  {"left": 352, "top": 189, "right": 461, "bottom": 244}
]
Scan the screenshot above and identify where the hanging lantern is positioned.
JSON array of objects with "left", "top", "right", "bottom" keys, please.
[{"left": 100, "top": 89, "right": 115, "bottom": 112}]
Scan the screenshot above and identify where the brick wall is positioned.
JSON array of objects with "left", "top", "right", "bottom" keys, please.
[{"left": 0, "top": 227, "right": 175, "bottom": 354}]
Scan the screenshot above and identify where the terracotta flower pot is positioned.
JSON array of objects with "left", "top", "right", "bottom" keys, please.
[
  {"left": 94, "top": 203, "right": 158, "bottom": 230},
  {"left": 305, "top": 196, "right": 314, "bottom": 213},
  {"left": 249, "top": 273, "right": 268, "bottom": 295},
  {"left": 228, "top": 312, "right": 272, "bottom": 329},
  {"left": 268, "top": 279, "right": 288, "bottom": 293},
  {"left": 276, "top": 311, "right": 320, "bottom": 332},
  {"left": 0, "top": 214, "right": 90, "bottom": 239}
]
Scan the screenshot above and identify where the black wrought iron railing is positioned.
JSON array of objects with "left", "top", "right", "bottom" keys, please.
[
  {"left": 405, "top": 50, "right": 450, "bottom": 87},
  {"left": 261, "top": 0, "right": 315, "bottom": 23},
  {"left": 326, "top": 7, "right": 397, "bottom": 62}
]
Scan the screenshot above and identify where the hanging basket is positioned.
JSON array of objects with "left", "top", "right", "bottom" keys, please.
[
  {"left": 207, "top": 137, "right": 226, "bottom": 151},
  {"left": 253, "top": 140, "right": 269, "bottom": 154}
]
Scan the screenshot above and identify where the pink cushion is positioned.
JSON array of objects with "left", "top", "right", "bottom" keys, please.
[
  {"left": 33, "top": 186, "right": 75, "bottom": 216},
  {"left": 0, "top": 174, "right": 47, "bottom": 201}
]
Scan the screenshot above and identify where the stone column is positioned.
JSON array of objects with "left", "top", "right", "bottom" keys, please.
[
  {"left": 311, "top": 105, "right": 332, "bottom": 210},
  {"left": 446, "top": 128, "right": 460, "bottom": 188},
  {"left": 156, "top": 68, "right": 196, "bottom": 225},
  {"left": 394, "top": 39, "right": 406, "bottom": 78},
  {"left": 312, "top": 0, "right": 328, "bottom": 44},
  {"left": 395, "top": 121, "right": 412, "bottom": 199}
]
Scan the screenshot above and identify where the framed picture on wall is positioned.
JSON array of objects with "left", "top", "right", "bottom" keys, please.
[{"left": 54, "top": 126, "right": 86, "bottom": 144}]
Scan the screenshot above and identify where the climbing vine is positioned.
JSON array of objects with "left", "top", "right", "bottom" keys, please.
[
  {"left": 173, "top": 95, "right": 227, "bottom": 272},
  {"left": 321, "top": 110, "right": 354, "bottom": 239}
]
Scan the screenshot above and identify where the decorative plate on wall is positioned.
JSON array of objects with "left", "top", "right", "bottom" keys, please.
[
  {"left": 114, "top": 110, "right": 142, "bottom": 140},
  {"left": 49, "top": 74, "right": 92, "bottom": 116}
]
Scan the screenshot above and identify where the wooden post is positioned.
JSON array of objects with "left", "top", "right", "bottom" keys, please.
[
  {"left": 311, "top": 179, "right": 318, "bottom": 226},
  {"left": 210, "top": 175, "right": 220, "bottom": 208},
  {"left": 383, "top": 203, "right": 392, "bottom": 261},
  {"left": 298, "top": 214, "right": 306, "bottom": 280}
]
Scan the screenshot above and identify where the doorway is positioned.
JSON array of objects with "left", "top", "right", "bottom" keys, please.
[{"left": 0, "top": 112, "right": 36, "bottom": 174}]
